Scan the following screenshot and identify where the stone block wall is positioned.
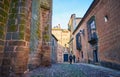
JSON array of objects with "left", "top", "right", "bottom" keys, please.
[
  {"left": 0, "top": 0, "right": 10, "bottom": 76},
  {"left": 0, "top": 0, "right": 31, "bottom": 77},
  {"left": 76, "top": 0, "right": 120, "bottom": 70},
  {"left": 28, "top": 0, "right": 41, "bottom": 70},
  {"left": 0, "top": 0, "right": 52, "bottom": 76},
  {"left": 40, "top": 0, "right": 52, "bottom": 66},
  {"left": 28, "top": 0, "right": 52, "bottom": 69},
  {"left": 95, "top": 0, "right": 120, "bottom": 70}
]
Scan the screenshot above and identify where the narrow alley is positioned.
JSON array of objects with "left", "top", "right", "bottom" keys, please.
[
  {"left": 0, "top": 0, "right": 120, "bottom": 77},
  {"left": 24, "top": 63, "right": 120, "bottom": 77}
]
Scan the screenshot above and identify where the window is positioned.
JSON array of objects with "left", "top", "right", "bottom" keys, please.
[
  {"left": 90, "top": 20, "right": 96, "bottom": 29},
  {"left": 76, "top": 33, "right": 82, "bottom": 51},
  {"left": 87, "top": 16, "right": 98, "bottom": 45},
  {"left": 104, "top": 15, "right": 108, "bottom": 22},
  {"left": 81, "top": 51, "right": 83, "bottom": 58}
]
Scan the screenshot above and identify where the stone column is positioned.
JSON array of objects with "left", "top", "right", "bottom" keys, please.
[
  {"left": 28, "top": 0, "right": 42, "bottom": 70},
  {"left": 40, "top": 0, "right": 52, "bottom": 66},
  {"left": 28, "top": 0, "right": 52, "bottom": 69}
]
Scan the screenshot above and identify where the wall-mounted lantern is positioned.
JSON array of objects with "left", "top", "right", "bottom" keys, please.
[{"left": 79, "top": 29, "right": 84, "bottom": 35}]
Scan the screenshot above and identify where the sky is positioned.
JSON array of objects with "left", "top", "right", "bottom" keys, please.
[{"left": 52, "top": 0, "right": 93, "bottom": 29}]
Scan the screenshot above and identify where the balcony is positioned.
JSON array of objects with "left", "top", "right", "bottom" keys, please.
[
  {"left": 76, "top": 42, "right": 82, "bottom": 51},
  {"left": 88, "top": 32, "right": 98, "bottom": 45},
  {"left": 76, "top": 33, "right": 82, "bottom": 51}
]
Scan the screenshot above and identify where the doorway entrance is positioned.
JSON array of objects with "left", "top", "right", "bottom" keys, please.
[
  {"left": 64, "top": 54, "right": 68, "bottom": 62},
  {"left": 93, "top": 49, "right": 98, "bottom": 62}
]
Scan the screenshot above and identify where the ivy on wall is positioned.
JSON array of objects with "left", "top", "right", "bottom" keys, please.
[{"left": 0, "top": 0, "right": 10, "bottom": 39}]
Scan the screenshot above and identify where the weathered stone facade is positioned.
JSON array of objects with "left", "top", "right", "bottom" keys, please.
[
  {"left": 68, "top": 14, "right": 82, "bottom": 62},
  {"left": 0, "top": 0, "right": 10, "bottom": 76},
  {"left": 73, "top": 0, "right": 120, "bottom": 70},
  {"left": 52, "top": 25, "right": 70, "bottom": 63},
  {"left": 0, "top": 0, "right": 52, "bottom": 77}
]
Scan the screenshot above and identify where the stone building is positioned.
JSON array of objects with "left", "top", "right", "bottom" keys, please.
[
  {"left": 52, "top": 24, "right": 70, "bottom": 48},
  {"left": 52, "top": 25, "right": 70, "bottom": 62},
  {"left": 0, "top": 0, "right": 52, "bottom": 77},
  {"left": 73, "top": 0, "right": 120, "bottom": 70},
  {"left": 68, "top": 14, "right": 82, "bottom": 62},
  {"left": 51, "top": 34, "right": 58, "bottom": 64}
]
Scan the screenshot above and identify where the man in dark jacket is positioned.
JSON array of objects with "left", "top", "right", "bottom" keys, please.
[
  {"left": 73, "top": 55, "right": 76, "bottom": 63},
  {"left": 69, "top": 55, "right": 72, "bottom": 64}
]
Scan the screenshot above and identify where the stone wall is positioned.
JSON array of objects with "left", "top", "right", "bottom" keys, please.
[
  {"left": 74, "top": 0, "right": 120, "bottom": 70},
  {"left": 28, "top": 0, "right": 41, "bottom": 70},
  {"left": 51, "top": 35, "right": 58, "bottom": 63},
  {"left": 28, "top": 0, "right": 52, "bottom": 69},
  {"left": 1, "top": 0, "right": 32, "bottom": 77},
  {"left": 83, "top": 0, "right": 120, "bottom": 69},
  {"left": 0, "top": 0, "right": 10, "bottom": 75},
  {"left": 0, "top": 0, "right": 52, "bottom": 77},
  {"left": 95, "top": 0, "right": 120, "bottom": 70}
]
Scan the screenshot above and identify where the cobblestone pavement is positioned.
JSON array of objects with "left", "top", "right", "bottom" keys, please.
[
  {"left": 75, "top": 63, "right": 120, "bottom": 77},
  {"left": 24, "top": 63, "right": 120, "bottom": 77}
]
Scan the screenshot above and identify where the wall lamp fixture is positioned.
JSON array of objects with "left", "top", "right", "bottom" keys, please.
[{"left": 80, "top": 29, "right": 85, "bottom": 35}]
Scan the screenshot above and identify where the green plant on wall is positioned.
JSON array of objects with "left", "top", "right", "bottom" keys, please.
[
  {"left": 19, "top": 32, "right": 24, "bottom": 39},
  {"left": 43, "top": 24, "right": 50, "bottom": 42},
  {"left": 36, "top": 29, "right": 41, "bottom": 39},
  {"left": 0, "top": 31, "right": 4, "bottom": 39},
  {"left": 36, "top": 20, "right": 41, "bottom": 39},
  {"left": 43, "top": 34, "right": 49, "bottom": 42},
  {"left": 40, "top": 0, "right": 50, "bottom": 10},
  {"left": 8, "top": 25, "right": 17, "bottom": 32},
  {"left": 19, "top": 24, "right": 25, "bottom": 32},
  {"left": 44, "top": 25, "right": 49, "bottom": 31}
]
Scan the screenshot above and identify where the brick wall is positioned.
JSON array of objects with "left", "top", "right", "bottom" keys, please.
[
  {"left": 73, "top": 22, "right": 89, "bottom": 63},
  {"left": 95, "top": 0, "right": 120, "bottom": 70},
  {"left": 75, "top": 0, "right": 120, "bottom": 70}
]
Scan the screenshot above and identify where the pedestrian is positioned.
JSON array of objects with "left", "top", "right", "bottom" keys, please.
[
  {"left": 69, "top": 54, "right": 72, "bottom": 64},
  {"left": 73, "top": 55, "right": 76, "bottom": 63}
]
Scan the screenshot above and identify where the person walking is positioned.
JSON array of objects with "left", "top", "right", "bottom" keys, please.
[
  {"left": 69, "top": 54, "right": 73, "bottom": 64},
  {"left": 73, "top": 55, "right": 76, "bottom": 63}
]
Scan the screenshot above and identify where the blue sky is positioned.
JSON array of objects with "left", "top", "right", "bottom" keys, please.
[{"left": 52, "top": 0, "right": 93, "bottom": 29}]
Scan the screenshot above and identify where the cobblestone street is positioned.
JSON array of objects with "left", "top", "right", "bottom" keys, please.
[{"left": 24, "top": 63, "right": 120, "bottom": 77}]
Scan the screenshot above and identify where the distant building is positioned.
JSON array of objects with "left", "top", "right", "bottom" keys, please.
[
  {"left": 52, "top": 24, "right": 70, "bottom": 48},
  {"left": 51, "top": 34, "right": 58, "bottom": 64},
  {"left": 72, "top": 0, "right": 120, "bottom": 70},
  {"left": 68, "top": 14, "right": 82, "bottom": 58},
  {"left": 52, "top": 24, "right": 70, "bottom": 62}
]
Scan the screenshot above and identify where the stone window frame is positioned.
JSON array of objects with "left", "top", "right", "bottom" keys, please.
[
  {"left": 87, "top": 16, "right": 97, "bottom": 41},
  {"left": 104, "top": 15, "right": 108, "bottom": 22},
  {"left": 76, "top": 32, "right": 82, "bottom": 51}
]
